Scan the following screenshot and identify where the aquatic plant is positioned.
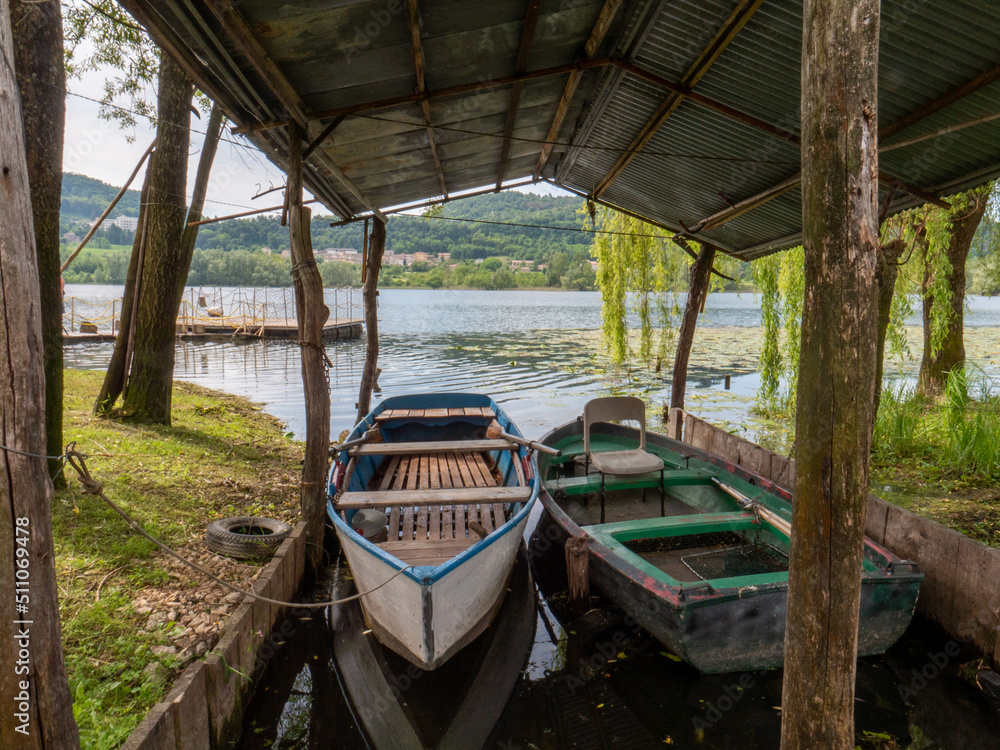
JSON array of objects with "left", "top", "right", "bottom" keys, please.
[{"left": 873, "top": 366, "right": 1000, "bottom": 480}]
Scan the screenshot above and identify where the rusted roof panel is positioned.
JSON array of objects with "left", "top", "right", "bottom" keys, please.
[{"left": 119, "top": 0, "right": 1000, "bottom": 258}]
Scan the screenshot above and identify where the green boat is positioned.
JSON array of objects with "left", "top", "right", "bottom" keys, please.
[{"left": 531, "top": 398, "right": 924, "bottom": 673}]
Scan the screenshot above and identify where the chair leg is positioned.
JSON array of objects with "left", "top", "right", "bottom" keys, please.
[
  {"left": 660, "top": 468, "right": 665, "bottom": 517},
  {"left": 600, "top": 473, "right": 606, "bottom": 524}
]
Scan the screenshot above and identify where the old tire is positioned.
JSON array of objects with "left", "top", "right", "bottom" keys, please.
[{"left": 205, "top": 516, "right": 291, "bottom": 560}]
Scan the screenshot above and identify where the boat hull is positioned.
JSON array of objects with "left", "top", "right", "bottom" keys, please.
[
  {"left": 533, "top": 420, "right": 923, "bottom": 673},
  {"left": 336, "top": 509, "right": 531, "bottom": 670}
]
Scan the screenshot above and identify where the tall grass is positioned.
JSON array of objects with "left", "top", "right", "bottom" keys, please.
[{"left": 873, "top": 367, "right": 1000, "bottom": 481}]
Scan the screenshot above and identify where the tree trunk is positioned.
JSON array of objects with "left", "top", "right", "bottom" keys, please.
[
  {"left": 95, "top": 179, "right": 149, "bottom": 414},
  {"left": 670, "top": 242, "right": 715, "bottom": 411},
  {"left": 357, "top": 220, "right": 386, "bottom": 422},
  {"left": 117, "top": 55, "right": 192, "bottom": 424},
  {"left": 874, "top": 238, "right": 906, "bottom": 417},
  {"left": 12, "top": 0, "right": 65, "bottom": 482},
  {"left": 288, "top": 123, "right": 332, "bottom": 571},
  {"left": 179, "top": 104, "right": 223, "bottom": 260},
  {"left": 0, "top": 2, "right": 81, "bottom": 744},
  {"left": 917, "top": 193, "right": 990, "bottom": 396},
  {"left": 782, "top": 2, "right": 880, "bottom": 749}
]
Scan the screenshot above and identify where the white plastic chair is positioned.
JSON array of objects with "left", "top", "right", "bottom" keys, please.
[{"left": 583, "top": 397, "right": 665, "bottom": 523}]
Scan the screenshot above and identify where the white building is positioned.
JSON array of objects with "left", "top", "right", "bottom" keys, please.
[{"left": 112, "top": 215, "right": 140, "bottom": 232}]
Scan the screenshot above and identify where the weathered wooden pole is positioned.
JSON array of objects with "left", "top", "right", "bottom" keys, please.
[
  {"left": 357, "top": 219, "right": 386, "bottom": 423},
  {"left": 13, "top": 0, "right": 66, "bottom": 483},
  {"left": 565, "top": 536, "right": 590, "bottom": 613},
  {"left": 0, "top": 2, "right": 81, "bottom": 744},
  {"left": 669, "top": 241, "right": 716, "bottom": 411},
  {"left": 287, "top": 123, "right": 332, "bottom": 570},
  {"left": 781, "top": 1, "right": 880, "bottom": 748}
]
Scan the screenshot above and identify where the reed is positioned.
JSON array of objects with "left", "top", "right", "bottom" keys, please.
[{"left": 873, "top": 367, "right": 1000, "bottom": 481}]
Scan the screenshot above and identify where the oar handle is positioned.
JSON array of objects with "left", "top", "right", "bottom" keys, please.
[
  {"left": 487, "top": 421, "right": 562, "bottom": 456},
  {"left": 711, "top": 477, "right": 792, "bottom": 537}
]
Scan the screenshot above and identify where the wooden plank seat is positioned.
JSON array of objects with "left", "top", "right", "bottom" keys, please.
[
  {"left": 545, "top": 469, "right": 714, "bottom": 496},
  {"left": 374, "top": 407, "right": 497, "bottom": 422},
  {"left": 337, "top": 486, "right": 531, "bottom": 509},
  {"left": 349, "top": 439, "right": 517, "bottom": 457}
]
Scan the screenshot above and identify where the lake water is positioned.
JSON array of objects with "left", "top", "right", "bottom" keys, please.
[{"left": 63, "top": 286, "right": 1000, "bottom": 448}]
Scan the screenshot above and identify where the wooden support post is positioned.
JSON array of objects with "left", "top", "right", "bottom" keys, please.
[
  {"left": 287, "top": 123, "right": 331, "bottom": 572},
  {"left": 565, "top": 536, "right": 590, "bottom": 614},
  {"left": 781, "top": 1, "right": 880, "bottom": 748},
  {"left": 670, "top": 243, "right": 716, "bottom": 411},
  {"left": 0, "top": 3, "right": 81, "bottom": 744},
  {"left": 357, "top": 219, "right": 386, "bottom": 422}
]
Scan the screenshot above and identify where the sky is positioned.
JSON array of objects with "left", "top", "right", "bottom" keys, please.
[{"left": 63, "top": 53, "right": 573, "bottom": 223}]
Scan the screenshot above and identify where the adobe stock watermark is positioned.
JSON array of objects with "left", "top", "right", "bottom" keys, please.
[
  {"left": 897, "top": 641, "right": 960, "bottom": 702},
  {"left": 692, "top": 672, "right": 755, "bottom": 730},
  {"left": 12, "top": 516, "right": 33, "bottom": 737},
  {"left": 343, "top": 0, "right": 407, "bottom": 64}
]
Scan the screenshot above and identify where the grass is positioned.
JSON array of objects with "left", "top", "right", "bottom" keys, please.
[
  {"left": 54, "top": 370, "right": 302, "bottom": 748},
  {"left": 871, "top": 369, "right": 1000, "bottom": 548}
]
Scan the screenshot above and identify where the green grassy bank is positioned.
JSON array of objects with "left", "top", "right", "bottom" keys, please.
[{"left": 54, "top": 370, "right": 302, "bottom": 748}]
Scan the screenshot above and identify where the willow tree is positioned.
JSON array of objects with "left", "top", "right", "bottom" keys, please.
[
  {"left": 916, "top": 184, "right": 993, "bottom": 396},
  {"left": 594, "top": 209, "right": 734, "bottom": 365}
]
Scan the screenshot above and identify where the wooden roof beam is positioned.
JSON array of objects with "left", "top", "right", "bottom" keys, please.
[
  {"left": 533, "top": 0, "right": 623, "bottom": 179},
  {"left": 233, "top": 57, "right": 615, "bottom": 133},
  {"left": 406, "top": 0, "right": 448, "bottom": 198},
  {"left": 881, "top": 62, "right": 1000, "bottom": 141},
  {"left": 496, "top": 0, "right": 543, "bottom": 190},
  {"left": 202, "top": 0, "right": 385, "bottom": 222},
  {"left": 593, "top": 0, "right": 766, "bottom": 198}
]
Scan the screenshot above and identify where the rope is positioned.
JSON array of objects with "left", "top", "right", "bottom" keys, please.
[{"left": 13, "top": 443, "right": 411, "bottom": 609}]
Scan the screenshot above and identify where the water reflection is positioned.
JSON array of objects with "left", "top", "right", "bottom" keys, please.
[{"left": 238, "top": 524, "right": 999, "bottom": 750}]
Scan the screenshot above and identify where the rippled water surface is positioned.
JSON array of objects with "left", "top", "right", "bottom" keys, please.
[{"left": 63, "top": 286, "right": 1000, "bottom": 445}]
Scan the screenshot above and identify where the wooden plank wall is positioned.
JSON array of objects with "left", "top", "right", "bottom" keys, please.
[{"left": 672, "top": 408, "right": 1000, "bottom": 669}]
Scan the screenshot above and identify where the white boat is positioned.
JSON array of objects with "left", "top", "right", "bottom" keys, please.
[{"left": 327, "top": 393, "right": 539, "bottom": 669}]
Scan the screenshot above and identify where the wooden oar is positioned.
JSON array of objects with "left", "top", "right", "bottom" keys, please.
[
  {"left": 487, "top": 421, "right": 562, "bottom": 456},
  {"left": 711, "top": 477, "right": 792, "bottom": 538}
]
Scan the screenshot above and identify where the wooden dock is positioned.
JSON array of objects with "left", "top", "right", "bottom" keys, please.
[
  {"left": 176, "top": 315, "right": 363, "bottom": 340},
  {"left": 64, "top": 316, "right": 363, "bottom": 344}
]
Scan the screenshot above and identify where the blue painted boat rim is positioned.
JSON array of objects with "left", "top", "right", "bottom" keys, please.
[{"left": 327, "top": 392, "right": 538, "bottom": 585}]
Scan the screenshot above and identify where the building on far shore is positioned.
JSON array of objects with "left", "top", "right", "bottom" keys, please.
[{"left": 112, "top": 215, "right": 140, "bottom": 232}]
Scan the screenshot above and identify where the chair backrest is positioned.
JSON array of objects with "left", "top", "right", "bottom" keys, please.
[{"left": 583, "top": 396, "right": 647, "bottom": 455}]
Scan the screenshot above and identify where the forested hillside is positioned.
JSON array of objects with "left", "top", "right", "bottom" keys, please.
[
  {"left": 61, "top": 173, "right": 141, "bottom": 223},
  {"left": 61, "top": 172, "right": 590, "bottom": 260}
]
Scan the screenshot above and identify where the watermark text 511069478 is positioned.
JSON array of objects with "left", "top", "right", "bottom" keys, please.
[{"left": 13, "top": 516, "right": 34, "bottom": 736}]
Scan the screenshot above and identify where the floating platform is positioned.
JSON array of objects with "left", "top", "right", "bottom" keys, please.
[{"left": 64, "top": 317, "right": 363, "bottom": 344}]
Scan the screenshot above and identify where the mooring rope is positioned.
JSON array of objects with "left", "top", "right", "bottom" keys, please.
[{"left": 2, "top": 441, "right": 411, "bottom": 608}]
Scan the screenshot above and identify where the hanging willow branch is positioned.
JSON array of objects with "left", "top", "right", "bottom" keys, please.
[{"left": 594, "top": 208, "right": 688, "bottom": 367}]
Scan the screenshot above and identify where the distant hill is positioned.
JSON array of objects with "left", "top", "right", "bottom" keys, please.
[
  {"left": 61, "top": 172, "right": 142, "bottom": 222},
  {"left": 61, "top": 171, "right": 592, "bottom": 261}
]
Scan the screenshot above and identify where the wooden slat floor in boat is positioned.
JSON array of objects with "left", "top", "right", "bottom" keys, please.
[
  {"left": 375, "top": 407, "right": 496, "bottom": 422},
  {"left": 368, "top": 450, "right": 512, "bottom": 567}
]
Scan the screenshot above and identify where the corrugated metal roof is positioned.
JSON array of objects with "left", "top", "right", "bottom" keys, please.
[{"left": 120, "top": 0, "right": 1000, "bottom": 258}]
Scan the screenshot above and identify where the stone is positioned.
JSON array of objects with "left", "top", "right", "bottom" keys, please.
[
  {"left": 142, "top": 661, "right": 171, "bottom": 689},
  {"left": 151, "top": 645, "right": 178, "bottom": 657},
  {"left": 193, "top": 641, "right": 209, "bottom": 657}
]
